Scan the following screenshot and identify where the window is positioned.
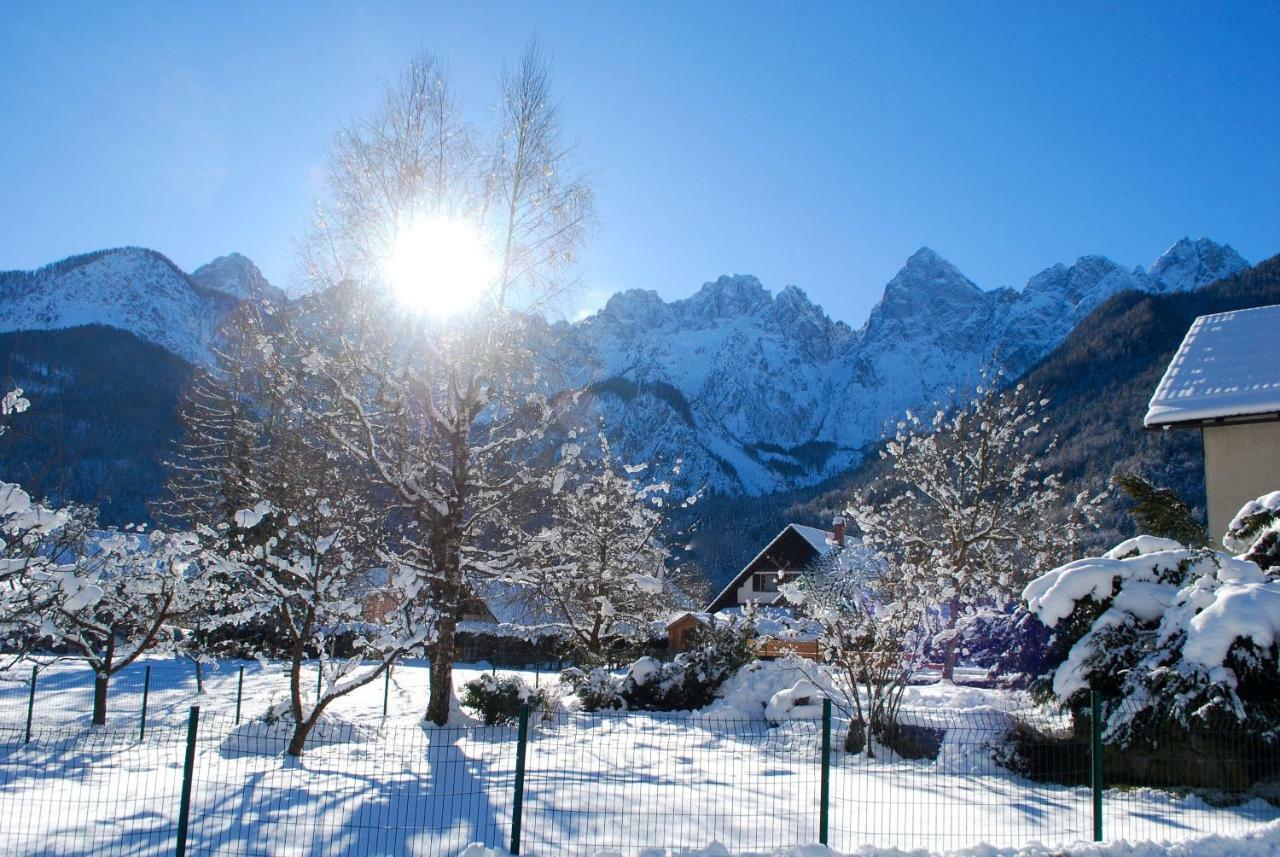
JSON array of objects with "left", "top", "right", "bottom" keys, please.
[{"left": 753, "top": 571, "right": 796, "bottom": 592}]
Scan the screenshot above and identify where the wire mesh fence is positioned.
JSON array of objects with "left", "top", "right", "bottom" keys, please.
[
  {"left": 0, "top": 657, "right": 566, "bottom": 731},
  {"left": 828, "top": 706, "right": 1093, "bottom": 851},
  {"left": 520, "top": 711, "right": 824, "bottom": 854},
  {"left": 0, "top": 681, "right": 1277, "bottom": 856},
  {"left": 185, "top": 713, "right": 517, "bottom": 856},
  {"left": 0, "top": 718, "right": 189, "bottom": 856}
]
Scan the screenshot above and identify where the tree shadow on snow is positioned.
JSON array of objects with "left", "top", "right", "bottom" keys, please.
[{"left": 186, "top": 724, "right": 509, "bottom": 856}]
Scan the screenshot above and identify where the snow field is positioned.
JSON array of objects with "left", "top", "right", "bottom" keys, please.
[{"left": 0, "top": 658, "right": 1277, "bottom": 856}]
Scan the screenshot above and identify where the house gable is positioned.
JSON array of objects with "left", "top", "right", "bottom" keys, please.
[{"left": 706, "top": 524, "right": 829, "bottom": 612}]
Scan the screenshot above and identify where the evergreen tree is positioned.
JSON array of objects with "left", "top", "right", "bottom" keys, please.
[{"left": 1112, "top": 472, "right": 1207, "bottom": 546}]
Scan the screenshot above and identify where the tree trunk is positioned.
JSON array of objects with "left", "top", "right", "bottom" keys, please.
[
  {"left": 92, "top": 635, "right": 115, "bottom": 726},
  {"left": 92, "top": 673, "right": 110, "bottom": 726},
  {"left": 287, "top": 713, "right": 320, "bottom": 757},
  {"left": 426, "top": 616, "right": 456, "bottom": 725},
  {"left": 941, "top": 595, "right": 960, "bottom": 682},
  {"left": 844, "top": 719, "right": 866, "bottom": 754}
]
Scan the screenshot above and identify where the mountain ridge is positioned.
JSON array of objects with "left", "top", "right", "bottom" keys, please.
[
  {"left": 564, "top": 236, "right": 1248, "bottom": 496},
  {"left": 0, "top": 237, "right": 1256, "bottom": 527}
]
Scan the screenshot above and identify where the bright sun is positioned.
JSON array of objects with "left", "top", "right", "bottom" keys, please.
[{"left": 384, "top": 216, "right": 496, "bottom": 316}]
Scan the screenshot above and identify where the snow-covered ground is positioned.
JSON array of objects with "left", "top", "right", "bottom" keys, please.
[{"left": 0, "top": 657, "right": 1276, "bottom": 856}]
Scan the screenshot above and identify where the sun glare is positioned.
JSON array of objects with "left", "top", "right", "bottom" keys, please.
[{"left": 384, "top": 217, "right": 496, "bottom": 316}]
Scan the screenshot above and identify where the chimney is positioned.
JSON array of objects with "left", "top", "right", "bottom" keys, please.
[{"left": 831, "top": 516, "right": 846, "bottom": 547}]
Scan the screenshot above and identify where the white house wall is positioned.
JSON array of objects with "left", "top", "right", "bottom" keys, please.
[{"left": 1204, "top": 421, "right": 1280, "bottom": 547}]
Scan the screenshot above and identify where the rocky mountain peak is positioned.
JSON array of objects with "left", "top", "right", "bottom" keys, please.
[
  {"left": 1148, "top": 237, "right": 1248, "bottom": 293},
  {"left": 0, "top": 247, "right": 277, "bottom": 365},
  {"left": 191, "top": 253, "right": 280, "bottom": 302},
  {"left": 681, "top": 274, "right": 770, "bottom": 318},
  {"left": 885, "top": 248, "right": 981, "bottom": 296},
  {"left": 598, "top": 288, "right": 668, "bottom": 329},
  {"left": 871, "top": 247, "right": 985, "bottom": 327}
]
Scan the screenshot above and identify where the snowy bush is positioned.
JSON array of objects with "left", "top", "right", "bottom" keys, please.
[
  {"left": 1023, "top": 494, "right": 1280, "bottom": 746},
  {"left": 559, "top": 664, "right": 626, "bottom": 711},
  {"left": 563, "top": 614, "right": 755, "bottom": 711},
  {"left": 1225, "top": 490, "right": 1280, "bottom": 572},
  {"left": 460, "top": 674, "right": 553, "bottom": 725},
  {"left": 764, "top": 679, "right": 826, "bottom": 724}
]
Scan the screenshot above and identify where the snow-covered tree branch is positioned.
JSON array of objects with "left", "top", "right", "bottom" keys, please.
[
  {"left": 1024, "top": 490, "right": 1280, "bottom": 745},
  {"left": 848, "top": 379, "right": 1104, "bottom": 681},
  {"left": 516, "top": 432, "right": 698, "bottom": 656}
]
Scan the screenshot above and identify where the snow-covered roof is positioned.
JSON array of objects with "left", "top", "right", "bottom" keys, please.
[
  {"left": 790, "top": 524, "right": 836, "bottom": 555},
  {"left": 1145, "top": 304, "right": 1280, "bottom": 427}
]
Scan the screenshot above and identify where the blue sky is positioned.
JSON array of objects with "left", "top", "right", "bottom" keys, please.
[{"left": 2, "top": 2, "right": 1277, "bottom": 325}]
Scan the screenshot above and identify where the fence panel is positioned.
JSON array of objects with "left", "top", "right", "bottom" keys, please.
[
  {"left": 1097, "top": 701, "right": 1280, "bottom": 844},
  {"left": 0, "top": 721, "right": 189, "bottom": 856},
  {"left": 0, "top": 673, "right": 1278, "bottom": 855},
  {"left": 185, "top": 714, "right": 516, "bottom": 856},
  {"left": 828, "top": 706, "right": 1093, "bottom": 852},
  {"left": 519, "top": 711, "right": 822, "bottom": 856}
]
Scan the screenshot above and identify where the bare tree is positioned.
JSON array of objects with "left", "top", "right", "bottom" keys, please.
[
  {"left": 36, "top": 522, "right": 204, "bottom": 726},
  {"left": 165, "top": 303, "right": 438, "bottom": 752},
  {"left": 289, "top": 44, "right": 594, "bottom": 725},
  {"left": 490, "top": 39, "right": 595, "bottom": 312},
  {"left": 785, "top": 547, "right": 926, "bottom": 756},
  {"left": 850, "top": 379, "right": 1104, "bottom": 681}
]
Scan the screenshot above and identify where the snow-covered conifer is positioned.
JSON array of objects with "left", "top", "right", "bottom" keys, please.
[{"left": 1024, "top": 491, "right": 1280, "bottom": 745}]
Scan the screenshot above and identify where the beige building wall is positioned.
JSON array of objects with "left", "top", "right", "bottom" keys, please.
[{"left": 1203, "top": 421, "right": 1280, "bottom": 548}]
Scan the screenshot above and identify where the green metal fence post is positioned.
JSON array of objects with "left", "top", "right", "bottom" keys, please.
[
  {"left": 175, "top": 705, "right": 200, "bottom": 857},
  {"left": 820, "top": 697, "right": 831, "bottom": 846},
  {"left": 24, "top": 665, "right": 37, "bottom": 744},
  {"left": 139, "top": 664, "right": 152, "bottom": 740},
  {"left": 317, "top": 662, "right": 323, "bottom": 700},
  {"left": 1090, "top": 690, "right": 1103, "bottom": 842},
  {"left": 382, "top": 665, "right": 392, "bottom": 719},
  {"left": 234, "top": 666, "right": 244, "bottom": 725},
  {"left": 510, "top": 703, "right": 530, "bottom": 855}
]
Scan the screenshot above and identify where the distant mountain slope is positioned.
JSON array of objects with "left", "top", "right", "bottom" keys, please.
[
  {"left": 566, "top": 237, "right": 1247, "bottom": 497},
  {"left": 1021, "top": 251, "right": 1280, "bottom": 535},
  {"left": 0, "top": 248, "right": 276, "bottom": 524},
  {"left": 787, "top": 252, "right": 1280, "bottom": 555},
  {"left": 0, "top": 239, "right": 1259, "bottom": 562},
  {"left": 0, "top": 325, "right": 193, "bottom": 525}
]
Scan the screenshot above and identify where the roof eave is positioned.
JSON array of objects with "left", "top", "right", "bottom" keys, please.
[{"left": 1144, "top": 411, "right": 1280, "bottom": 431}]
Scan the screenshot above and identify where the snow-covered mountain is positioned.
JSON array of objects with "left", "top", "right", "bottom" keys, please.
[
  {"left": 0, "top": 248, "right": 279, "bottom": 364},
  {"left": 564, "top": 238, "right": 1248, "bottom": 495},
  {"left": 0, "top": 238, "right": 1249, "bottom": 508}
]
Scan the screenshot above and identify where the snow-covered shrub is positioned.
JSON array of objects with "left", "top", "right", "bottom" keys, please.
[
  {"left": 460, "top": 674, "right": 552, "bottom": 725},
  {"left": 764, "top": 679, "right": 826, "bottom": 724},
  {"left": 784, "top": 547, "right": 926, "bottom": 755},
  {"left": 563, "top": 614, "right": 755, "bottom": 711},
  {"left": 1024, "top": 497, "right": 1280, "bottom": 747},
  {"left": 1225, "top": 491, "right": 1280, "bottom": 571}
]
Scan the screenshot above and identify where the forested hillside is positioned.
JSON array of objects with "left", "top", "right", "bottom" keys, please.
[{"left": 0, "top": 325, "right": 191, "bottom": 524}]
